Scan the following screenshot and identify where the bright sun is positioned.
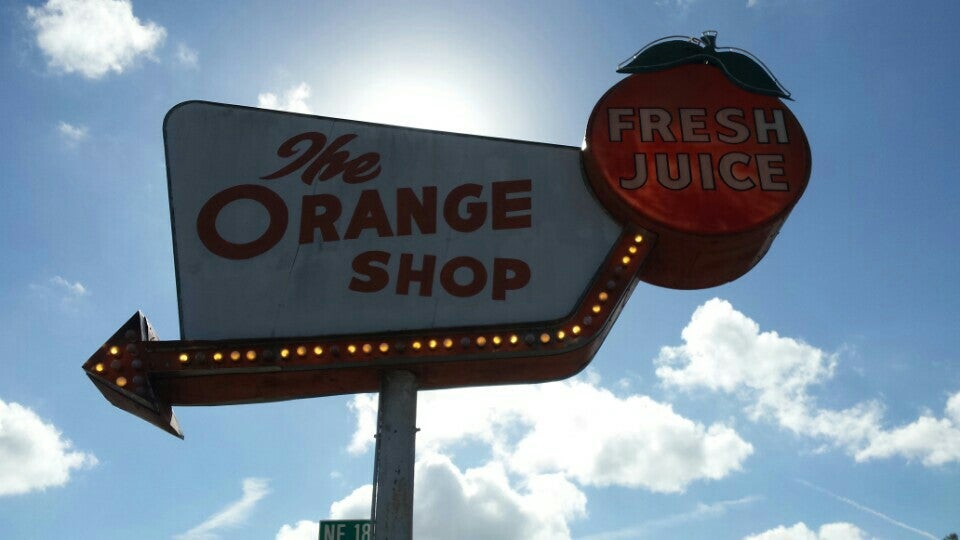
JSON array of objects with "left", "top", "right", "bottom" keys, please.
[{"left": 352, "top": 77, "right": 488, "bottom": 134}]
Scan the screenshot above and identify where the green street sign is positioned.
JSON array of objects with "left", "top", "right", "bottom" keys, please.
[{"left": 318, "top": 520, "right": 374, "bottom": 540}]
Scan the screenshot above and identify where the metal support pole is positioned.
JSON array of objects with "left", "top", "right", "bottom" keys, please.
[{"left": 371, "top": 370, "right": 418, "bottom": 540}]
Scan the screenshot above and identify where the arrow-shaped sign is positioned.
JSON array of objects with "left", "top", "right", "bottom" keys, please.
[
  {"left": 83, "top": 230, "right": 652, "bottom": 437},
  {"left": 82, "top": 312, "right": 183, "bottom": 438}
]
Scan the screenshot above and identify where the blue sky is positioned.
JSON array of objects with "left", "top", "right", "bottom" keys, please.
[{"left": 1, "top": 0, "right": 958, "bottom": 539}]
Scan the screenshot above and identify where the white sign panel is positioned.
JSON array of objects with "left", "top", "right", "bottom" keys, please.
[{"left": 164, "top": 101, "right": 620, "bottom": 340}]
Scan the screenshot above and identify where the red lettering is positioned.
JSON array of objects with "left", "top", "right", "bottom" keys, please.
[
  {"left": 443, "top": 184, "right": 486, "bottom": 232},
  {"left": 492, "top": 258, "right": 530, "bottom": 301},
  {"left": 397, "top": 187, "right": 438, "bottom": 236},
  {"left": 260, "top": 132, "right": 381, "bottom": 185},
  {"left": 345, "top": 190, "right": 393, "bottom": 239},
  {"left": 491, "top": 180, "right": 532, "bottom": 230},
  {"left": 196, "top": 184, "right": 287, "bottom": 260},
  {"left": 439, "top": 256, "right": 487, "bottom": 297},
  {"left": 349, "top": 251, "right": 390, "bottom": 292},
  {"left": 396, "top": 253, "right": 436, "bottom": 296},
  {"left": 299, "top": 194, "right": 341, "bottom": 243}
]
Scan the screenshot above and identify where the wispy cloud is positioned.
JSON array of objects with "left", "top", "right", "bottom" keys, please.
[
  {"left": 29, "top": 275, "right": 89, "bottom": 311},
  {"left": 58, "top": 121, "right": 88, "bottom": 145},
  {"left": 796, "top": 479, "right": 937, "bottom": 539},
  {"left": 176, "top": 43, "right": 198, "bottom": 68},
  {"left": 579, "top": 496, "right": 761, "bottom": 540},
  {"left": 175, "top": 477, "right": 270, "bottom": 540},
  {"left": 27, "top": 0, "right": 166, "bottom": 79}
]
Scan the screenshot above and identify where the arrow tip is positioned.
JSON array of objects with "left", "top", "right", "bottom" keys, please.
[{"left": 82, "top": 312, "right": 184, "bottom": 439}]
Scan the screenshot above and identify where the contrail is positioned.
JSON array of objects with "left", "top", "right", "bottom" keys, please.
[
  {"left": 795, "top": 479, "right": 937, "bottom": 539},
  {"left": 578, "top": 495, "right": 761, "bottom": 540}
]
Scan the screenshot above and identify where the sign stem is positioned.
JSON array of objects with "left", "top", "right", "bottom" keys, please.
[{"left": 371, "top": 370, "right": 418, "bottom": 540}]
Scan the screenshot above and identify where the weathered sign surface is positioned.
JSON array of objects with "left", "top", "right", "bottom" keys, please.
[{"left": 165, "top": 102, "right": 621, "bottom": 340}]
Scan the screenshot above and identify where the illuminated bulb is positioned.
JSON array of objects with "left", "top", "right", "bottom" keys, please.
[
  {"left": 572, "top": 325, "right": 582, "bottom": 335},
  {"left": 428, "top": 339, "right": 437, "bottom": 350},
  {"left": 116, "top": 376, "right": 128, "bottom": 387},
  {"left": 362, "top": 343, "right": 373, "bottom": 354},
  {"left": 622, "top": 256, "right": 631, "bottom": 265},
  {"left": 296, "top": 346, "right": 307, "bottom": 357},
  {"left": 230, "top": 351, "right": 241, "bottom": 361},
  {"left": 540, "top": 333, "right": 551, "bottom": 344},
  {"left": 109, "top": 345, "right": 120, "bottom": 356},
  {"left": 492, "top": 336, "right": 502, "bottom": 347},
  {"left": 634, "top": 234, "right": 644, "bottom": 243},
  {"left": 412, "top": 341, "right": 422, "bottom": 351},
  {"left": 313, "top": 346, "right": 323, "bottom": 356},
  {"left": 476, "top": 336, "right": 487, "bottom": 347},
  {"left": 598, "top": 291, "right": 609, "bottom": 302},
  {"left": 557, "top": 330, "right": 566, "bottom": 340},
  {"left": 178, "top": 353, "right": 189, "bottom": 363},
  {"left": 509, "top": 334, "right": 519, "bottom": 345},
  {"left": 246, "top": 350, "right": 257, "bottom": 361},
  {"left": 443, "top": 338, "right": 453, "bottom": 349},
  {"left": 213, "top": 352, "right": 224, "bottom": 362},
  {"left": 95, "top": 363, "right": 104, "bottom": 373},
  {"left": 347, "top": 344, "right": 357, "bottom": 354},
  {"left": 628, "top": 245, "right": 638, "bottom": 254},
  {"left": 280, "top": 348, "right": 290, "bottom": 359},
  {"left": 379, "top": 343, "right": 390, "bottom": 353},
  {"left": 592, "top": 304, "right": 602, "bottom": 314}
]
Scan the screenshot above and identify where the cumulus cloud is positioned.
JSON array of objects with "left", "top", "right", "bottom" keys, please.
[
  {"left": 57, "top": 121, "right": 88, "bottom": 144},
  {"left": 743, "top": 522, "right": 873, "bottom": 540},
  {"left": 175, "top": 43, "right": 198, "bottom": 68},
  {"left": 656, "top": 298, "right": 960, "bottom": 466},
  {"left": 349, "top": 377, "right": 752, "bottom": 493},
  {"left": 309, "top": 377, "right": 753, "bottom": 539},
  {"left": 318, "top": 453, "right": 586, "bottom": 540},
  {"left": 0, "top": 399, "right": 97, "bottom": 496},
  {"left": 175, "top": 477, "right": 269, "bottom": 540},
  {"left": 275, "top": 520, "right": 319, "bottom": 540},
  {"left": 258, "top": 83, "right": 313, "bottom": 114},
  {"left": 27, "top": 0, "right": 166, "bottom": 79}
]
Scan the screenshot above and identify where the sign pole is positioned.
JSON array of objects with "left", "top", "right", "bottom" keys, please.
[{"left": 371, "top": 370, "right": 418, "bottom": 540}]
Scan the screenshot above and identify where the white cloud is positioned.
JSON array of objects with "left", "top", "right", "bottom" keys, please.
[
  {"left": 329, "top": 483, "right": 372, "bottom": 519},
  {"left": 175, "top": 477, "right": 269, "bottom": 540},
  {"left": 176, "top": 43, "right": 198, "bottom": 68},
  {"left": 0, "top": 399, "right": 97, "bottom": 496},
  {"left": 743, "top": 522, "right": 872, "bottom": 540},
  {"left": 57, "top": 121, "right": 88, "bottom": 144},
  {"left": 27, "top": 0, "right": 166, "bottom": 79},
  {"left": 349, "top": 377, "right": 752, "bottom": 493},
  {"left": 50, "top": 275, "right": 87, "bottom": 297},
  {"left": 275, "top": 520, "right": 319, "bottom": 540},
  {"left": 258, "top": 83, "right": 313, "bottom": 114},
  {"left": 29, "top": 275, "right": 89, "bottom": 311},
  {"left": 656, "top": 298, "right": 960, "bottom": 466},
  {"left": 321, "top": 453, "right": 586, "bottom": 540},
  {"left": 322, "top": 377, "right": 752, "bottom": 540}
]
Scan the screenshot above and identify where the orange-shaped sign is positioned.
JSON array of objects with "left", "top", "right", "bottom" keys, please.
[{"left": 583, "top": 63, "right": 810, "bottom": 289}]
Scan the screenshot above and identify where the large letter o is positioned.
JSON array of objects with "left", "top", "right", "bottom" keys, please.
[{"left": 196, "top": 185, "right": 288, "bottom": 260}]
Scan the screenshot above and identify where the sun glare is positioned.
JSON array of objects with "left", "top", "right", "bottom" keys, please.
[{"left": 353, "top": 78, "right": 488, "bottom": 134}]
